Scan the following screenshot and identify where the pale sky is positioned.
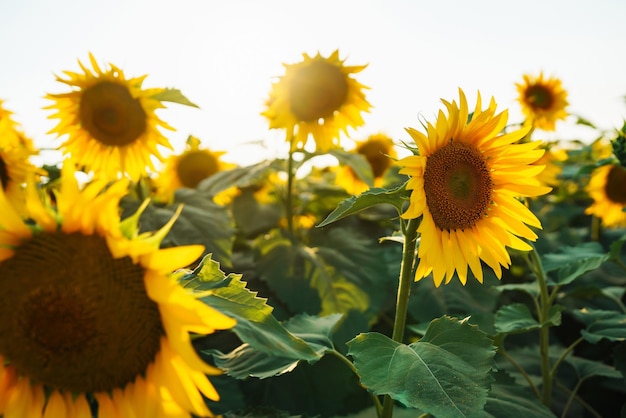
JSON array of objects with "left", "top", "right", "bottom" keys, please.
[{"left": 2, "top": 0, "right": 626, "bottom": 166}]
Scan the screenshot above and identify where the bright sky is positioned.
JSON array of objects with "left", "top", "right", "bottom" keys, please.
[{"left": 2, "top": 0, "right": 626, "bottom": 166}]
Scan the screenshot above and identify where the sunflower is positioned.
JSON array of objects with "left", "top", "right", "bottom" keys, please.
[
  {"left": 153, "top": 135, "right": 236, "bottom": 204},
  {"left": 0, "top": 163, "right": 236, "bottom": 417},
  {"left": 397, "top": 89, "right": 551, "bottom": 286},
  {"left": 262, "top": 50, "right": 371, "bottom": 152},
  {"left": 46, "top": 54, "right": 175, "bottom": 181},
  {"left": 0, "top": 102, "right": 46, "bottom": 211},
  {"left": 0, "top": 145, "right": 44, "bottom": 212},
  {"left": 585, "top": 163, "right": 626, "bottom": 228},
  {"left": 335, "top": 133, "right": 397, "bottom": 195},
  {"left": 516, "top": 72, "right": 569, "bottom": 131}
]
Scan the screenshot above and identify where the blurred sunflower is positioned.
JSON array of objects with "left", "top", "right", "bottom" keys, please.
[
  {"left": 46, "top": 54, "right": 175, "bottom": 181},
  {"left": 585, "top": 163, "right": 626, "bottom": 228},
  {"left": 335, "top": 133, "right": 397, "bottom": 195},
  {"left": 398, "top": 89, "right": 551, "bottom": 286},
  {"left": 0, "top": 163, "right": 235, "bottom": 417},
  {"left": 0, "top": 101, "right": 46, "bottom": 211},
  {"left": 0, "top": 145, "right": 44, "bottom": 212},
  {"left": 153, "top": 135, "right": 236, "bottom": 204},
  {"left": 516, "top": 72, "right": 568, "bottom": 131},
  {"left": 263, "top": 50, "right": 371, "bottom": 152}
]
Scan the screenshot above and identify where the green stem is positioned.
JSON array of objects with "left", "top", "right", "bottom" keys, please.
[
  {"left": 497, "top": 343, "right": 542, "bottom": 401},
  {"left": 329, "top": 350, "right": 383, "bottom": 416},
  {"left": 550, "top": 336, "right": 584, "bottom": 378},
  {"left": 381, "top": 217, "right": 420, "bottom": 418},
  {"left": 526, "top": 246, "right": 553, "bottom": 407},
  {"left": 286, "top": 145, "right": 295, "bottom": 236}
]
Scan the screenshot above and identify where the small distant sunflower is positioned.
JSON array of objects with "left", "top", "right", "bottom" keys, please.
[
  {"left": 0, "top": 163, "right": 235, "bottom": 417},
  {"left": 46, "top": 54, "right": 175, "bottom": 181},
  {"left": 262, "top": 50, "right": 371, "bottom": 152},
  {"left": 585, "top": 163, "right": 626, "bottom": 228},
  {"left": 398, "top": 89, "right": 551, "bottom": 286},
  {"left": 516, "top": 72, "right": 568, "bottom": 131},
  {"left": 153, "top": 135, "right": 235, "bottom": 203},
  {"left": 335, "top": 133, "right": 397, "bottom": 195}
]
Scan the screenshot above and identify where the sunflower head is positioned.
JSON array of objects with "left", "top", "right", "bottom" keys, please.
[
  {"left": 262, "top": 50, "right": 371, "bottom": 152},
  {"left": 516, "top": 72, "right": 569, "bottom": 131},
  {"left": 397, "top": 89, "right": 551, "bottom": 286},
  {"left": 45, "top": 53, "right": 175, "bottom": 181},
  {"left": 335, "top": 133, "right": 397, "bottom": 195},
  {"left": 534, "top": 142, "right": 568, "bottom": 188},
  {"left": 153, "top": 135, "right": 236, "bottom": 203},
  {"left": 585, "top": 162, "right": 626, "bottom": 228},
  {"left": 0, "top": 162, "right": 235, "bottom": 417}
]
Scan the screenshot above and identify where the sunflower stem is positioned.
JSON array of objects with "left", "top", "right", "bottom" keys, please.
[
  {"left": 526, "top": 245, "right": 554, "bottom": 408},
  {"left": 285, "top": 143, "right": 296, "bottom": 237},
  {"left": 381, "top": 217, "right": 420, "bottom": 418}
]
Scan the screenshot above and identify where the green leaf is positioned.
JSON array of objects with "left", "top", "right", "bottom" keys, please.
[
  {"left": 298, "top": 245, "right": 370, "bottom": 316},
  {"left": 181, "top": 255, "right": 319, "bottom": 361},
  {"left": 564, "top": 355, "right": 622, "bottom": 381},
  {"left": 328, "top": 149, "right": 375, "bottom": 187},
  {"left": 197, "top": 159, "right": 277, "bottom": 198},
  {"left": 495, "top": 304, "right": 562, "bottom": 334},
  {"left": 571, "top": 308, "right": 626, "bottom": 343},
  {"left": 495, "top": 304, "right": 539, "bottom": 334},
  {"left": 483, "top": 371, "right": 556, "bottom": 418},
  {"left": 211, "top": 313, "right": 342, "bottom": 379},
  {"left": 317, "top": 182, "right": 409, "bottom": 227},
  {"left": 150, "top": 87, "right": 199, "bottom": 107},
  {"left": 541, "top": 242, "right": 609, "bottom": 285},
  {"left": 347, "top": 316, "right": 495, "bottom": 417}
]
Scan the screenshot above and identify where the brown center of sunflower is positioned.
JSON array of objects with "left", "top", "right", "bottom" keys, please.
[
  {"left": 357, "top": 140, "right": 392, "bottom": 178},
  {"left": 79, "top": 81, "right": 147, "bottom": 147},
  {"left": 423, "top": 141, "right": 493, "bottom": 231},
  {"left": 0, "top": 156, "right": 9, "bottom": 190},
  {"left": 525, "top": 84, "right": 554, "bottom": 110},
  {"left": 288, "top": 61, "right": 349, "bottom": 122},
  {"left": 176, "top": 150, "right": 220, "bottom": 188},
  {"left": 0, "top": 232, "right": 164, "bottom": 393},
  {"left": 604, "top": 165, "right": 626, "bottom": 204}
]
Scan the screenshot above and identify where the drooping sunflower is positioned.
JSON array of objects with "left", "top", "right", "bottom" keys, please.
[
  {"left": 45, "top": 54, "right": 175, "bottom": 181},
  {"left": 153, "top": 135, "right": 236, "bottom": 204},
  {"left": 0, "top": 163, "right": 236, "bottom": 417},
  {"left": 585, "top": 163, "right": 626, "bottom": 228},
  {"left": 335, "top": 133, "right": 397, "bottom": 195},
  {"left": 516, "top": 72, "right": 569, "bottom": 131},
  {"left": 397, "top": 89, "right": 551, "bottom": 286},
  {"left": 262, "top": 50, "right": 371, "bottom": 152}
]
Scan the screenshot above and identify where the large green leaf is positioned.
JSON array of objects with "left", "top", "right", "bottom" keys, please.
[
  {"left": 317, "top": 183, "right": 409, "bottom": 227},
  {"left": 347, "top": 316, "right": 495, "bottom": 417},
  {"left": 483, "top": 371, "right": 556, "bottom": 418},
  {"left": 181, "top": 255, "right": 318, "bottom": 361},
  {"left": 541, "top": 242, "right": 609, "bottom": 285},
  {"left": 211, "top": 313, "right": 342, "bottom": 379},
  {"left": 570, "top": 308, "right": 626, "bottom": 343}
]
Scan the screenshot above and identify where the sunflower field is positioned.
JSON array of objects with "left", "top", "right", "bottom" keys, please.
[{"left": 0, "top": 50, "right": 625, "bottom": 418}]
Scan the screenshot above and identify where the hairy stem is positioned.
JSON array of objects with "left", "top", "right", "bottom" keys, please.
[{"left": 381, "top": 217, "right": 420, "bottom": 418}]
